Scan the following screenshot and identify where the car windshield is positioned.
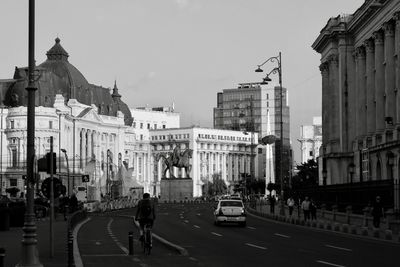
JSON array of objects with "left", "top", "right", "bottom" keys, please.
[{"left": 220, "top": 201, "right": 243, "bottom": 207}]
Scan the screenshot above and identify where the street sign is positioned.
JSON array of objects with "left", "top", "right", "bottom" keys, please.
[
  {"left": 82, "top": 174, "right": 90, "bottom": 183},
  {"left": 41, "top": 177, "right": 64, "bottom": 199}
]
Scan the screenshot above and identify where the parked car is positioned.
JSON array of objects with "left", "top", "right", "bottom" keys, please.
[{"left": 214, "top": 199, "right": 246, "bottom": 227}]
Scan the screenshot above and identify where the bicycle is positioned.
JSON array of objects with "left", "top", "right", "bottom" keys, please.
[{"left": 141, "top": 223, "right": 152, "bottom": 255}]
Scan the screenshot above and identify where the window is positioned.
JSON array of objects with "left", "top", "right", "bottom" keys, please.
[
  {"left": 10, "top": 120, "right": 14, "bottom": 129},
  {"left": 162, "top": 125, "right": 166, "bottom": 129},
  {"left": 140, "top": 134, "right": 143, "bottom": 140},
  {"left": 266, "top": 93, "right": 269, "bottom": 100},
  {"left": 154, "top": 124, "right": 157, "bottom": 129},
  {"left": 140, "top": 123, "right": 143, "bottom": 129},
  {"left": 309, "top": 151, "right": 313, "bottom": 156},
  {"left": 12, "top": 149, "right": 17, "bottom": 167},
  {"left": 10, "top": 179, "right": 17, "bottom": 187},
  {"left": 49, "top": 121, "right": 53, "bottom": 129},
  {"left": 147, "top": 123, "right": 150, "bottom": 129},
  {"left": 133, "top": 122, "right": 136, "bottom": 128}
]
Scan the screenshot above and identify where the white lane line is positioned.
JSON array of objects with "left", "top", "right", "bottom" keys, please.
[
  {"left": 325, "top": 244, "right": 352, "bottom": 252},
  {"left": 184, "top": 220, "right": 189, "bottom": 223},
  {"left": 193, "top": 225, "right": 200, "bottom": 228},
  {"left": 316, "top": 260, "right": 345, "bottom": 267},
  {"left": 247, "top": 226, "right": 256, "bottom": 230},
  {"left": 82, "top": 254, "right": 127, "bottom": 257},
  {"left": 107, "top": 218, "right": 129, "bottom": 255},
  {"left": 211, "top": 232, "right": 222, "bottom": 237},
  {"left": 274, "top": 233, "right": 290, "bottom": 238},
  {"left": 245, "top": 243, "right": 267, "bottom": 250},
  {"left": 196, "top": 213, "right": 201, "bottom": 216}
]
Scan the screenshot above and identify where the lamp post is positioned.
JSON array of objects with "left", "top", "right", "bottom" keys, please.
[
  {"left": 61, "top": 149, "right": 70, "bottom": 197},
  {"left": 255, "top": 52, "right": 285, "bottom": 216},
  {"left": 106, "top": 149, "right": 111, "bottom": 197},
  {"left": 17, "top": 0, "right": 43, "bottom": 266}
]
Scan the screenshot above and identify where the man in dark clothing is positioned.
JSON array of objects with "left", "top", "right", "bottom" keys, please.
[
  {"left": 372, "top": 196, "right": 384, "bottom": 228},
  {"left": 269, "top": 195, "right": 276, "bottom": 214},
  {"left": 135, "top": 193, "right": 156, "bottom": 241}
]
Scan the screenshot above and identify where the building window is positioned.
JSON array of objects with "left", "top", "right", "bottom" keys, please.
[
  {"left": 10, "top": 179, "right": 17, "bottom": 187},
  {"left": 266, "top": 93, "right": 269, "bottom": 100},
  {"left": 49, "top": 121, "right": 53, "bottom": 129},
  {"left": 12, "top": 149, "right": 17, "bottom": 167},
  {"left": 309, "top": 151, "right": 313, "bottom": 156},
  {"left": 147, "top": 123, "right": 150, "bottom": 129},
  {"left": 154, "top": 124, "right": 157, "bottom": 129},
  {"left": 138, "top": 158, "right": 142, "bottom": 173},
  {"left": 140, "top": 123, "right": 143, "bottom": 129},
  {"left": 10, "top": 120, "right": 14, "bottom": 129},
  {"left": 162, "top": 125, "right": 166, "bottom": 129},
  {"left": 140, "top": 134, "right": 143, "bottom": 140},
  {"left": 133, "top": 122, "right": 136, "bottom": 128}
]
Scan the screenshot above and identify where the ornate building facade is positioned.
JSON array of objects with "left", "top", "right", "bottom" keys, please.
[
  {"left": 298, "top": 116, "right": 322, "bottom": 164},
  {"left": 312, "top": 0, "right": 400, "bottom": 211}
]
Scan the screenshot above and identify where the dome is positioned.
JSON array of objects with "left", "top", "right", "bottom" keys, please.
[{"left": 1, "top": 38, "right": 133, "bottom": 126}]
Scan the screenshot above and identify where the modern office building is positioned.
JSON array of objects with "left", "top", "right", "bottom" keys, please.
[
  {"left": 312, "top": 0, "right": 400, "bottom": 211},
  {"left": 213, "top": 83, "right": 290, "bottom": 190},
  {"left": 298, "top": 116, "right": 322, "bottom": 163}
]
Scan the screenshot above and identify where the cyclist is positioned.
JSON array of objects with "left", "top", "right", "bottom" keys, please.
[{"left": 135, "top": 193, "right": 156, "bottom": 241}]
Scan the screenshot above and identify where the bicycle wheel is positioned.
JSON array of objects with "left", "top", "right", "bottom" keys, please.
[{"left": 145, "top": 229, "right": 152, "bottom": 255}]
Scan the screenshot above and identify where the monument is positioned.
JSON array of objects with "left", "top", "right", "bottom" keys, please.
[{"left": 157, "top": 145, "right": 193, "bottom": 202}]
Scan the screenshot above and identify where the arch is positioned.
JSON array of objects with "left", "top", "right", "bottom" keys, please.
[{"left": 386, "top": 151, "right": 395, "bottom": 180}]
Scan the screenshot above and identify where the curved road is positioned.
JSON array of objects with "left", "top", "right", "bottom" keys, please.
[{"left": 78, "top": 203, "right": 398, "bottom": 267}]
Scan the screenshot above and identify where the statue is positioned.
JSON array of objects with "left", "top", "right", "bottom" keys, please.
[{"left": 156, "top": 148, "right": 193, "bottom": 178}]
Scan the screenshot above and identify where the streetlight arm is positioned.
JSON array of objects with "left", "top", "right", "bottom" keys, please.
[{"left": 257, "top": 55, "right": 280, "bottom": 68}]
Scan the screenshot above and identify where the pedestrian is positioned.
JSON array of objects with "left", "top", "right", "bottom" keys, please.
[
  {"left": 287, "top": 197, "right": 295, "bottom": 216},
  {"left": 69, "top": 193, "right": 78, "bottom": 213},
  {"left": 310, "top": 199, "right": 317, "bottom": 220},
  {"left": 301, "top": 196, "right": 311, "bottom": 221},
  {"left": 269, "top": 195, "right": 276, "bottom": 214},
  {"left": 372, "top": 196, "right": 384, "bottom": 228}
]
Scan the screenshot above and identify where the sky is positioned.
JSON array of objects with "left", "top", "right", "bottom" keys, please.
[{"left": 0, "top": 0, "right": 364, "bottom": 163}]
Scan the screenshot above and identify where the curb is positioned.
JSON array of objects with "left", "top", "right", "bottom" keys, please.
[
  {"left": 246, "top": 206, "right": 400, "bottom": 244},
  {"left": 119, "top": 215, "right": 189, "bottom": 256}
]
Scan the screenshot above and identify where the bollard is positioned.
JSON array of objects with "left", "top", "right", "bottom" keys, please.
[
  {"left": 321, "top": 204, "right": 326, "bottom": 219},
  {"left": 362, "top": 206, "right": 369, "bottom": 227},
  {"left": 68, "top": 230, "right": 74, "bottom": 267},
  {"left": 0, "top": 248, "right": 5, "bottom": 267},
  {"left": 128, "top": 231, "right": 134, "bottom": 255},
  {"left": 346, "top": 205, "right": 352, "bottom": 225},
  {"left": 332, "top": 205, "right": 338, "bottom": 222}
]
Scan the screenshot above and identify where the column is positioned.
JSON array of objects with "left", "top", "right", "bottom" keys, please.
[
  {"left": 356, "top": 46, "right": 367, "bottom": 138},
  {"left": 365, "top": 38, "right": 376, "bottom": 135},
  {"left": 384, "top": 21, "right": 396, "bottom": 127},
  {"left": 374, "top": 30, "right": 385, "bottom": 132},
  {"left": 320, "top": 62, "right": 330, "bottom": 145},
  {"left": 328, "top": 53, "right": 339, "bottom": 151},
  {"left": 395, "top": 13, "right": 400, "bottom": 125}
]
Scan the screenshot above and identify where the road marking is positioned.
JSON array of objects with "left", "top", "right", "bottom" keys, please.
[
  {"left": 189, "top": 257, "right": 198, "bottom": 261},
  {"left": 245, "top": 243, "right": 267, "bottom": 250},
  {"left": 211, "top": 232, "right": 222, "bottom": 237},
  {"left": 107, "top": 218, "right": 129, "bottom": 254},
  {"left": 197, "top": 213, "right": 201, "bottom": 216},
  {"left": 193, "top": 225, "right": 200, "bottom": 228},
  {"left": 82, "top": 254, "right": 127, "bottom": 257},
  {"left": 95, "top": 241, "right": 102, "bottom": 245},
  {"left": 247, "top": 226, "right": 256, "bottom": 230},
  {"left": 316, "top": 260, "right": 345, "bottom": 267},
  {"left": 325, "top": 245, "right": 352, "bottom": 252},
  {"left": 184, "top": 220, "right": 189, "bottom": 223},
  {"left": 274, "top": 233, "right": 290, "bottom": 238}
]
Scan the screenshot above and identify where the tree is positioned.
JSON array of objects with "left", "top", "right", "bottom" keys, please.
[
  {"left": 205, "top": 173, "right": 227, "bottom": 196},
  {"left": 292, "top": 159, "right": 318, "bottom": 189}
]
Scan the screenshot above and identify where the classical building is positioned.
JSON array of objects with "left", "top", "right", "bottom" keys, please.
[
  {"left": 150, "top": 127, "right": 258, "bottom": 197},
  {"left": 312, "top": 0, "right": 400, "bottom": 211},
  {"left": 213, "top": 83, "right": 291, "bottom": 190},
  {"left": 298, "top": 116, "right": 322, "bottom": 163}
]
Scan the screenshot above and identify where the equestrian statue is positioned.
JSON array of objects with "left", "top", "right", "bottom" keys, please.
[{"left": 156, "top": 146, "right": 193, "bottom": 178}]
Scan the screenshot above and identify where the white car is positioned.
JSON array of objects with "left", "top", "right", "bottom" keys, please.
[{"left": 214, "top": 199, "right": 246, "bottom": 227}]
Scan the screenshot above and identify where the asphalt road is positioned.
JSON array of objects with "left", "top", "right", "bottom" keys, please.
[{"left": 78, "top": 204, "right": 398, "bottom": 267}]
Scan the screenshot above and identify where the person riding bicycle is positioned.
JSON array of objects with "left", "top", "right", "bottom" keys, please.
[{"left": 135, "top": 193, "right": 156, "bottom": 241}]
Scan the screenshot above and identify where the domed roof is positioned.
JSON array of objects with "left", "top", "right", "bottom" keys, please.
[{"left": 1, "top": 38, "right": 133, "bottom": 126}]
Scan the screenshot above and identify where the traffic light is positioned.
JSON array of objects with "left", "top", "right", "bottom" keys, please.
[
  {"left": 46, "top": 152, "right": 57, "bottom": 174},
  {"left": 38, "top": 153, "right": 57, "bottom": 174}
]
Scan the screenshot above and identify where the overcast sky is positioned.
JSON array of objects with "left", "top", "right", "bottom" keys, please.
[{"left": 0, "top": 0, "right": 364, "bottom": 163}]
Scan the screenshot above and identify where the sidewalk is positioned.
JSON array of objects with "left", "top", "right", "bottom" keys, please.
[
  {"left": 0, "top": 217, "right": 68, "bottom": 267},
  {"left": 249, "top": 200, "right": 400, "bottom": 243}
]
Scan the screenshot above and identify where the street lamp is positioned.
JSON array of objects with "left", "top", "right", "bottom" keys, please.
[
  {"left": 61, "top": 149, "right": 70, "bottom": 197},
  {"left": 255, "top": 52, "right": 285, "bottom": 216},
  {"left": 106, "top": 149, "right": 111, "bottom": 197}
]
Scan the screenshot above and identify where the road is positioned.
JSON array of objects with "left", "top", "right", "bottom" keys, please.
[{"left": 78, "top": 203, "right": 398, "bottom": 267}]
